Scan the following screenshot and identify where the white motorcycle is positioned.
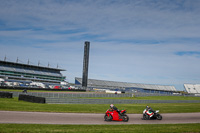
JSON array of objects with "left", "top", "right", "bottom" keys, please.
[{"left": 143, "top": 109, "right": 162, "bottom": 120}]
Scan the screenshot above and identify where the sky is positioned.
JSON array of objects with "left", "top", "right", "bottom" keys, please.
[{"left": 0, "top": 0, "right": 200, "bottom": 91}]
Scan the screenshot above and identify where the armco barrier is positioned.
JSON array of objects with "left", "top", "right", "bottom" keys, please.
[
  {"left": 11, "top": 91, "right": 199, "bottom": 99},
  {"left": 45, "top": 98, "right": 200, "bottom": 104},
  {"left": 19, "top": 94, "right": 45, "bottom": 103},
  {"left": 0, "top": 91, "right": 13, "bottom": 98}
]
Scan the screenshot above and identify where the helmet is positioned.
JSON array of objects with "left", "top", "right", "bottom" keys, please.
[
  {"left": 146, "top": 105, "right": 149, "bottom": 109},
  {"left": 110, "top": 104, "right": 114, "bottom": 108}
]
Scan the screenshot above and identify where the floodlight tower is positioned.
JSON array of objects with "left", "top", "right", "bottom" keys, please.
[{"left": 82, "top": 41, "right": 90, "bottom": 89}]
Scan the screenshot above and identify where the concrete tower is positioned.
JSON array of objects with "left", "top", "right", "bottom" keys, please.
[{"left": 82, "top": 41, "right": 90, "bottom": 89}]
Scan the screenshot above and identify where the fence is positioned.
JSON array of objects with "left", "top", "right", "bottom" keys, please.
[
  {"left": 9, "top": 91, "right": 200, "bottom": 104},
  {"left": 45, "top": 98, "right": 200, "bottom": 104},
  {"left": 12, "top": 92, "right": 177, "bottom": 98}
]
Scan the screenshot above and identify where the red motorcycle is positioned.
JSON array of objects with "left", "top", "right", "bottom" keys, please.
[{"left": 104, "top": 109, "right": 129, "bottom": 122}]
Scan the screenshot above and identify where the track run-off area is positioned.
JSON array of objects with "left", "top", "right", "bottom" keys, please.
[{"left": 0, "top": 111, "right": 200, "bottom": 125}]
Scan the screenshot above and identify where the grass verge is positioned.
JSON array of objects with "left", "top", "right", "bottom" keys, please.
[
  {"left": 0, "top": 123, "right": 200, "bottom": 133},
  {"left": 1, "top": 97, "right": 200, "bottom": 113}
]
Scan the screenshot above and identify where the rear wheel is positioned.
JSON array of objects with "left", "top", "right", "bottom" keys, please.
[{"left": 123, "top": 115, "right": 129, "bottom": 122}]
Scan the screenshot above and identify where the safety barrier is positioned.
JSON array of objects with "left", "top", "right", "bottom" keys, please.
[
  {"left": 11, "top": 91, "right": 175, "bottom": 98},
  {"left": 0, "top": 91, "right": 13, "bottom": 98},
  {"left": 7, "top": 92, "right": 200, "bottom": 104},
  {"left": 18, "top": 94, "right": 45, "bottom": 103},
  {"left": 45, "top": 98, "right": 200, "bottom": 104}
]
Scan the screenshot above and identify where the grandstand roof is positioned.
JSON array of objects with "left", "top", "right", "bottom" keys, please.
[
  {"left": 75, "top": 77, "right": 176, "bottom": 92},
  {"left": 0, "top": 65, "right": 62, "bottom": 77},
  {"left": 184, "top": 84, "right": 200, "bottom": 94},
  {"left": 0, "top": 60, "right": 66, "bottom": 71}
]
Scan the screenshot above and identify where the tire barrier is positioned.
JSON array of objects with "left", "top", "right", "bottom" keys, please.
[
  {"left": 0, "top": 91, "right": 13, "bottom": 98},
  {"left": 18, "top": 94, "right": 45, "bottom": 103}
]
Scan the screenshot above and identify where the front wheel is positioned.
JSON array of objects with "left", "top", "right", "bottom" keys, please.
[
  {"left": 156, "top": 114, "right": 162, "bottom": 120},
  {"left": 143, "top": 113, "right": 150, "bottom": 120},
  {"left": 122, "top": 115, "right": 129, "bottom": 122},
  {"left": 104, "top": 114, "right": 112, "bottom": 121},
  {"left": 143, "top": 114, "right": 147, "bottom": 120}
]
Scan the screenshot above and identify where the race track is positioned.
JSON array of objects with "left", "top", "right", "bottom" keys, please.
[{"left": 0, "top": 111, "right": 200, "bottom": 125}]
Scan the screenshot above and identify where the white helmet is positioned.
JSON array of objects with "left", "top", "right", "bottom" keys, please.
[{"left": 110, "top": 104, "right": 114, "bottom": 108}]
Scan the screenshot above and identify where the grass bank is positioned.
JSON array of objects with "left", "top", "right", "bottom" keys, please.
[
  {"left": 1, "top": 98, "right": 200, "bottom": 113},
  {"left": 0, "top": 123, "right": 200, "bottom": 133}
]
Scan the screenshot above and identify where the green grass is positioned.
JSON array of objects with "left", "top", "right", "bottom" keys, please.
[
  {"left": 0, "top": 123, "right": 200, "bottom": 133},
  {"left": 1, "top": 96, "right": 200, "bottom": 133},
  {"left": 1, "top": 97, "right": 200, "bottom": 113}
]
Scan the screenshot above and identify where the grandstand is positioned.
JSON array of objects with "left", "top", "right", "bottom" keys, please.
[
  {"left": 75, "top": 77, "right": 176, "bottom": 94},
  {"left": 0, "top": 60, "right": 66, "bottom": 87},
  {"left": 184, "top": 84, "right": 200, "bottom": 94}
]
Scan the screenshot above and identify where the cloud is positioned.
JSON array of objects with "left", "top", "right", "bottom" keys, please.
[
  {"left": 175, "top": 51, "right": 200, "bottom": 57},
  {"left": 0, "top": 0, "right": 200, "bottom": 90},
  {"left": 1, "top": 0, "right": 200, "bottom": 39}
]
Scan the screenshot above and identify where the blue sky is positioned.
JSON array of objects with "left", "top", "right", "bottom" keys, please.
[{"left": 0, "top": 0, "right": 200, "bottom": 91}]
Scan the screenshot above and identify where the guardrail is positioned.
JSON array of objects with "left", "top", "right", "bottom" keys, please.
[
  {"left": 11, "top": 92, "right": 176, "bottom": 98},
  {"left": 5, "top": 91, "right": 200, "bottom": 104},
  {"left": 45, "top": 98, "right": 200, "bottom": 104}
]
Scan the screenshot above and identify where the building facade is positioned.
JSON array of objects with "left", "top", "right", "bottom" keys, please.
[
  {"left": 0, "top": 60, "right": 66, "bottom": 87},
  {"left": 75, "top": 77, "right": 176, "bottom": 94}
]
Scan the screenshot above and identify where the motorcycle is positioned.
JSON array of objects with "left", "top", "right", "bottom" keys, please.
[
  {"left": 104, "top": 109, "right": 129, "bottom": 122},
  {"left": 143, "top": 109, "right": 162, "bottom": 120}
]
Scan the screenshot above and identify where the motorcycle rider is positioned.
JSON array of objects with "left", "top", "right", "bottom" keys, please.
[
  {"left": 146, "top": 105, "right": 154, "bottom": 118},
  {"left": 110, "top": 104, "right": 121, "bottom": 115}
]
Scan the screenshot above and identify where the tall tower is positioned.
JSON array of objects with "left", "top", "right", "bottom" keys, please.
[{"left": 82, "top": 41, "right": 90, "bottom": 89}]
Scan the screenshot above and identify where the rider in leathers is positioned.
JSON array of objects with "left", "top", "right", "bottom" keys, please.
[
  {"left": 110, "top": 104, "right": 121, "bottom": 116},
  {"left": 146, "top": 105, "right": 155, "bottom": 117}
]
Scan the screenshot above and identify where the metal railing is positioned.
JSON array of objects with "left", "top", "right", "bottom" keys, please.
[
  {"left": 12, "top": 92, "right": 176, "bottom": 98},
  {"left": 45, "top": 98, "right": 200, "bottom": 104},
  {"left": 10, "top": 91, "right": 200, "bottom": 104}
]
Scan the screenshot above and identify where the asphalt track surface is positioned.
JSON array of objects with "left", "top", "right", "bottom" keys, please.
[{"left": 1, "top": 111, "right": 200, "bottom": 125}]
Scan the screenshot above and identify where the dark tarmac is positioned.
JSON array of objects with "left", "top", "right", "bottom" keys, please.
[{"left": 0, "top": 111, "right": 200, "bottom": 125}]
